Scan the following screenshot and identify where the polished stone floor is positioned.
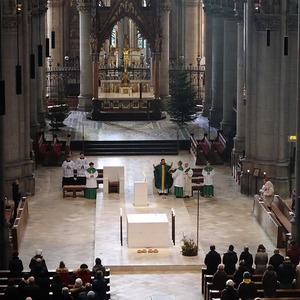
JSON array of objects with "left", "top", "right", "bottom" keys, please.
[{"left": 16, "top": 112, "right": 286, "bottom": 300}]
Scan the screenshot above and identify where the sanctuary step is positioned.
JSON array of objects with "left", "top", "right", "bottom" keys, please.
[{"left": 81, "top": 140, "right": 179, "bottom": 156}]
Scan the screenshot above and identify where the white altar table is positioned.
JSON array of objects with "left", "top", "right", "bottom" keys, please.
[{"left": 127, "top": 213, "right": 170, "bottom": 248}]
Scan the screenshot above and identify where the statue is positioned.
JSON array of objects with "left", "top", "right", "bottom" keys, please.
[{"left": 114, "top": 34, "right": 140, "bottom": 86}]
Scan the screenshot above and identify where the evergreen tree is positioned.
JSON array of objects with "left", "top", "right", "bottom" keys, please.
[{"left": 167, "top": 70, "right": 198, "bottom": 126}]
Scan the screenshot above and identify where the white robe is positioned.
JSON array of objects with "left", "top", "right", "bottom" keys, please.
[
  {"left": 172, "top": 168, "right": 184, "bottom": 188},
  {"left": 85, "top": 168, "right": 98, "bottom": 188},
  {"left": 76, "top": 157, "right": 88, "bottom": 177},
  {"left": 183, "top": 167, "right": 193, "bottom": 196},
  {"left": 202, "top": 168, "right": 215, "bottom": 186},
  {"left": 62, "top": 160, "right": 75, "bottom": 178}
]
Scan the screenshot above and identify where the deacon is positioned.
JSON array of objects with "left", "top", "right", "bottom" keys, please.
[{"left": 183, "top": 162, "right": 193, "bottom": 198}]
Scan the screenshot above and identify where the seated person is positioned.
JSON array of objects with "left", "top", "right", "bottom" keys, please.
[
  {"left": 70, "top": 278, "right": 85, "bottom": 299},
  {"left": 74, "top": 264, "right": 92, "bottom": 285},
  {"left": 92, "top": 271, "right": 108, "bottom": 299},
  {"left": 9, "top": 250, "right": 24, "bottom": 278},
  {"left": 92, "top": 257, "right": 106, "bottom": 276},
  {"left": 56, "top": 261, "right": 71, "bottom": 286}
]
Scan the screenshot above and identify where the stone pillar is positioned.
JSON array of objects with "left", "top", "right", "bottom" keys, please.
[
  {"left": 92, "top": 53, "right": 99, "bottom": 99},
  {"left": 153, "top": 53, "right": 161, "bottom": 100},
  {"left": 202, "top": 8, "right": 212, "bottom": 117},
  {"left": 2, "top": 0, "right": 35, "bottom": 196},
  {"left": 221, "top": 15, "right": 237, "bottom": 137},
  {"left": 47, "top": 0, "right": 64, "bottom": 67},
  {"left": 241, "top": 1, "right": 293, "bottom": 197},
  {"left": 233, "top": 5, "right": 246, "bottom": 157},
  {"left": 210, "top": 13, "right": 224, "bottom": 127},
  {"left": 0, "top": 0, "right": 12, "bottom": 269},
  {"left": 160, "top": 0, "right": 172, "bottom": 99},
  {"left": 183, "top": 0, "right": 200, "bottom": 66},
  {"left": 77, "top": 0, "right": 93, "bottom": 111},
  {"left": 31, "top": 2, "right": 48, "bottom": 132},
  {"left": 295, "top": 0, "right": 300, "bottom": 246}
]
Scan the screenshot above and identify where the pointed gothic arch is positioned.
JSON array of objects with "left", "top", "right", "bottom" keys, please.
[{"left": 95, "top": 0, "right": 162, "bottom": 52}]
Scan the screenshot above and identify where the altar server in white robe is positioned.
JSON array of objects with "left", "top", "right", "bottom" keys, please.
[
  {"left": 171, "top": 161, "right": 184, "bottom": 198},
  {"left": 183, "top": 162, "right": 193, "bottom": 198},
  {"left": 85, "top": 162, "right": 98, "bottom": 199},
  {"left": 76, "top": 152, "right": 88, "bottom": 185},
  {"left": 61, "top": 155, "right": 75, "bottom": 187}
]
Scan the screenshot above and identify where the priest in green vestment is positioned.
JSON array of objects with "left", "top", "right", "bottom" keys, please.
[
  {"left": 153, "top": 158, "right": 173, "bottom": 195},
  {"left": 84, "top": 162, "right": 98, "bottom": 199}
]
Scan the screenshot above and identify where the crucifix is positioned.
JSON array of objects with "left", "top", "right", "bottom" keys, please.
[{"left": 117, "top": 35, "right": 140, "bottom": 86}]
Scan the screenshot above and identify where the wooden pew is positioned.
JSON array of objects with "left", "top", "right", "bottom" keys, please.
[
  {"left": 253, "top": 195, "right": 286, "bottom": 248},
  {"left": 203, "top": 272, "right": 263, "bottom": 300},
  {"left": 271, "top": 195, "right": 293, "bottom": 233},
  {"left": 213, "top": 298, "right": 300, "bottom": 300},
  {"left": 11, "top": 198, "right": 29, "bottom": 252},
  {"left": 191, "top": 168, "right": 204, "bottom": 196},
  {"left": 96, "top": 168, "right": 103, "bottom": 187},
  {"left": 201, "top": 267, "right": 208, "bottom": 294},
  {"left": 190, "top": 133, "right": 207, "bottom": 165},
  {"left": 271, "top": 204, "right": 292, "bottom": 233},
  {"left": 0, "top": 268, "right": 111, "bottom": 299},
  {"left": 63, "top": 185, "right": 86, "bottom": 198},
  {"left": 209, "top": 288, "right": 300, "bottom": 300}
]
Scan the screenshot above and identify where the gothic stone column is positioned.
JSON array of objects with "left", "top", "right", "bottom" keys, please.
[
  {"left": 221, "top": 12, "right": 237, "bottom": 138},
  {"left": 202, "top": 5, "right": 212, "bottom": 117},
  {"left": 31, "top": 1, "right": 48, "bottom": 131},
  {"left": 241, "top": 1, "right": 293, "bottom": 197},
  {"left": 183, "top": 0, "right": 201, "bottom": 66},
  {"left": 210, "top": 10, "right": 224, "bottom": 127},
  {"left": 47, "top": 0, "right": 64, "bottom": 67},
  {"left": 77, "top": 0, "right": 93, "bottom": 110},
  {"left": 160, "top": 0, "right": 172, "bottom": 99},
  {"left": 2, "top": 0, "right": 35, "bottom": 196},
  {"left": 233, "top": 2, "right": 246, "bottom": 158}
]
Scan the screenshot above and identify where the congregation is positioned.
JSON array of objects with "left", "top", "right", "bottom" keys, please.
[
  {"left": 204, "top": 240, "right": 300, "bottom": 299},
  {"left": 5, "top": 249, "right": 108, "bottom": 300}
]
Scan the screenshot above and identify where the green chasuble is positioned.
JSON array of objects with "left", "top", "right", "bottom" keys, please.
[{"left": 154, "top": 163, "right": 173, "bottom": 190}]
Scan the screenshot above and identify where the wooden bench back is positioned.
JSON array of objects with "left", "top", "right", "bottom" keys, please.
[{"left": 11, "top": 198, "right": 29, "bottom": 252}]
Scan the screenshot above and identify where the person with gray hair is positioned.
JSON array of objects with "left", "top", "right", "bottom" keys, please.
[
  {"left": 212, "top": 264, "right": 228, "bottom": 291},
  {"left": 221, "top": 279, "right": 238, "bottom": 300},
  {"left": 61, "top": 287, "right": 73, "bottom": 300},
  {"left": 78, "top": 282, "right": 93, "bottom": 300},
  {"left": 29, "top": 249, "right": 48, "bottom": 273}
]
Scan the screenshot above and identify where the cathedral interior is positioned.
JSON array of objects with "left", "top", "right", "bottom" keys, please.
[{"left": 1, "top": 0, "right": 300, "bottom": 297}]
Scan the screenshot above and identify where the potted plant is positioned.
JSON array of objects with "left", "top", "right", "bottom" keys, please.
[{"left": 181, "top": 232, "right": 198, "bottom": 256}]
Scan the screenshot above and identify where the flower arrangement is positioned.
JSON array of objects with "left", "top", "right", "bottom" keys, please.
[{"left": 181, "top": 232, "right": 198, "bottom": 256}]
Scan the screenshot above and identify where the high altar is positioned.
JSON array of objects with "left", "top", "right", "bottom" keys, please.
[{"left": 90, "top": 35, "right": 162, "bottom": 121}]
